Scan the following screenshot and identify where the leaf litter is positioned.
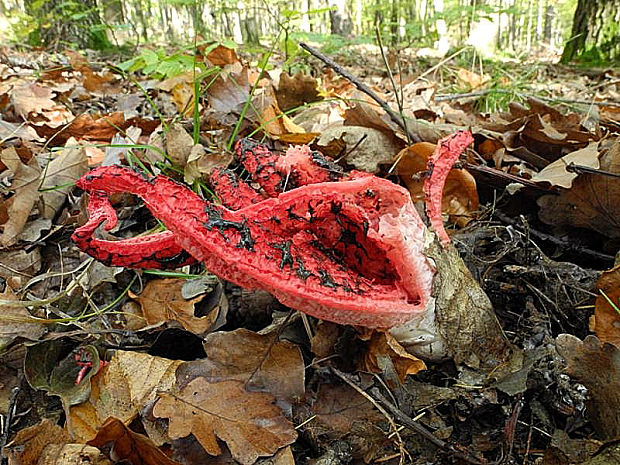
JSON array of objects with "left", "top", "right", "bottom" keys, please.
[{"left": 0, "top": 44, "right": 618, "bottom": 465}]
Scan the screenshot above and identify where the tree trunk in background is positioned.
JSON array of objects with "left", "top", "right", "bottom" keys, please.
[
  {"left": 328, "top": 0, "right": 352, "bottom": 36},
  {"left": 25, "top": 0, "right": 111, "bottom": 49},
  {"left": 134, "top": 0, "right": 148, "bottom": 41},
  {"left": 390, "top": 0, "right": 398, "bottom": 44},
  {"left": 433, "top": 0, "right": 449, "bottom": 55},
  {"left": 543, "top": 2, "right": 554, "bottom": 45},
  {"left": 561, "top": 0, "right": 620, "bottom": 63},
  {"left": 353, "top": 0, "right": 362, "bottom": 35}
]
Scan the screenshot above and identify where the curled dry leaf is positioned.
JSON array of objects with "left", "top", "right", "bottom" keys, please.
[
  {"left": 2, "top": 418, "right": 70, "bottom": 465},
  {"left": 556, "top": 334, "right": 620, "bottom": 440},
  {"left": 0, "top": 286, "right": 45, "bottom": 351},
  {"left": 176, "top": 328, "right": 305, "bottom": 405},
  {"left": 274, "top": 71, "right": 321, "bottom": 112},
  {"left": 362, "top": 331, "right": 427, "bottom": 382},
  {"left": 393, "top": 141, "right": 479, "bottom": 228},
  {"left": 37, "top": 444, "right": 112, "bottom": 465},
  {"left": 205, "top": 44, "right": 240, "bottom": 67},
  {"left": 591, "top": 264, "right": 620, "bottom": 347},
  {"left": 68, "top": 351, "right": 181, "bottom": 442},
  {"left": 0, "top": 146, "right": 41, "bottom": 247},
  {"left": 39, "top": 136, "right": 89, "bottom": 219},
  {"left": 153, "top": 378, "right": 297, "bottom": 465},
  {"left": 538, "top": 137, "right": 620, "bottom": 238},
  {"left": 532, "top": 141, "right": 600, "bottom": 188},
  {"left": 165, "top": 123, "right": 194, "bottom": 167},
  {"left": 129, "top": 278, "right": 219, "bottom": 334},
  {"left": 315, "top": 125, "right": 404, "bottom": 173},
  {"left": 88, "top": 417, "right": 181, "bottom": 465}
]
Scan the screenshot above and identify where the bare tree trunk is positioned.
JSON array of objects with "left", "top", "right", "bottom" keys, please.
[
  {"left": 434, "top": 0, "right": 449, "bottom": 55},
  {"left": 543, "top": 1, "right": 554, "bottom": 45},
  {"left": 328, "top": 0, "right": 352, "bottom": 36},
  {"left": 561, "top": 0, "right": 620, "bottom": 63}
]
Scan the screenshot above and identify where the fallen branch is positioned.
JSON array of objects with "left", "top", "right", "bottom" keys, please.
[
  {"left": 331, "top": 368, "right": 485, "bottom": 465},
  {"left": 435, "top": 89, "right": 620, "bottom": 108},
  {"left": 299, "top": 42, "right": 421, "bottom": 143}
]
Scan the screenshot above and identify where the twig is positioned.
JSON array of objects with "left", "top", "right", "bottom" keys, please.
[
  {"left": 464, "top": 163, "right": 553, "bottom": 192},
  {"left": 375, "top": 27, "right": 410, "bottom": 144},
  {"left": 0, "top": 386, "right": 20, "bottom": 462},
  {"left": 435, "top": 89, "right": 620, "bottom": 108},
  {"left": 331, "top": 367, "right": 484, "bottom": 465},
  {"left": 299, "top": 42, "right": 421, "bottom": 143},
  {"left": 494, "top": 211, "right": 614, "bottom": 263},
  {"left": 370, "top": 387, "right": 485, "bottom": 465},
  {"left": 330, "top": 368, "right": 406, "bottom": 465}
]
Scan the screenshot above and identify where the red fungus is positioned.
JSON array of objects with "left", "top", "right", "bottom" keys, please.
[
  {"left": 209, "top": 168, "right": 263, "bottom": 210},
  {"left": 424, "top": 130, "right": 475, "bottom": 245},
  {"left": 72, "top": 131, "right": 473, "bottom": 329}
]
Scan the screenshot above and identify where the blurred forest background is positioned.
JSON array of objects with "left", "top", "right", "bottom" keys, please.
[{"left": 0, "top": 0, "right": 618, "bottom": 65}]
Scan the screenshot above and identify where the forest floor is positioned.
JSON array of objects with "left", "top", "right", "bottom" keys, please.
[{"left": 0, "top": 43, "right": 619, "bottom": 465}]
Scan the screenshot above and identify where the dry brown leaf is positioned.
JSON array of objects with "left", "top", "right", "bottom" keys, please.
[
  {"left": 591, "top": 264, "right": 620, "bottom": 347},
  {"left": 538, "top": 137, "right": 620, "bottom": 238},
  {"left": 310, "top": 321, "right": 344, "bottom": 360},
  {"left": 315, "top": 126, "right": 403, "bottom": 173},
  {"left": 362, "top": 331, "right": 426, "bottom": 382},
  {"left": 393, "top": 142, "right": 479, "bottom": 227},
  {"left": 36, "top": 112, "right": 126, "bottom": 144},
  {"left": 157, "top": 73, "right": 195, "bottom": 114},
  {"left": 301, "top": 382, "right": 386, "bottom": 460},
  {"left": 249, "top": 87, "right": 305, "bottom": 138},
  {"left": 88, "top": 417, "right": 181, "bottom": 465},
  {"left": 176, "top": 328, "right": 304, "bottom": 404},
  {"left": 532, "top": 141, "right": 600, "bottom": 188},
  {"left": 275, "top": 72, "right": 320, "bottom": 112},
  {"left": 483, "top": 98, "right": 598, "bottom": 160},
  {"left": 10, "top": 83, "right": 69, "bottom": 122},
  {"left": 37, "top": 444, "right": 112, "bottom": 465},
  {"left": 206, "top": 44, "right": 240, "bottom": 67},
  {"left": 0, "top": 286, "right": 45, "bottom": 350},
  {"left": 0, "top": 248, "right": 41, "bottom": 284},
  {"left": 153, "top": 378, "right": 296, "bottom": 465},
  {"left": 207, "top": 64, "right": 250, "bottom": 113},
  {"left": 165, "top": 123, "right": 194, "bottom": 167},
  {"left": 2, "top": 418, "right": 70, "bottom": 465},
  {"left": 456, "top": 68, "right": 490, "bottom": 90},
  {"left": 556, "top": 335, "right": 620, "bottom": 440},
  {"left": 39, "top": 137, "right": 88, "bottom": 219},
  {"left": 0, "top": 119, "right": 43, "bottom": 142},
  {"left": 82, "top": 70, "right": 119, "bottom": 94},
  {"left": 129, "top": 278, "right": 217, "bottom": 334},
  {"left": 68, "top": 351, "right": 181, "bottom": 442},
  {"left": 0, "top": 146, "right": 41, "bottom": 247}
]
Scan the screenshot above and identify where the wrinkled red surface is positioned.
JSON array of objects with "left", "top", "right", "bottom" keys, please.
[
  {"left": 424, "top": 130, "right": 475, "bottom": 245},
  {"left": 73, "top": 132, "right": 472, "bottom": 328}
]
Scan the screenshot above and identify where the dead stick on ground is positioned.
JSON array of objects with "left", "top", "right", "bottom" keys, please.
[
  {"left": 330, "top": 367, "right": 484, "bottom": 465},
  {"left": 299, "top": 42, "right": 421, "bottom": 143},
  {"left": 330, "top": 367, "right": 407, "bottom": 465},
  {"left": 435, "top": 89, "right": 620, "bottom": 108},
  {"left": 370, "top": 387, "right": 486, "bottom": 465}
]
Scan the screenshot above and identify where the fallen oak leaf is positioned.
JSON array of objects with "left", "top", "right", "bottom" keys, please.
[
  {"left": 176, "top": 328, "right": 305, "bottom": 405},
  {"left": 153, "top": 378, "right": 296, "bottom": 465},
  {"left": 88, "top": 417, "right": 181, "bottom": 465},
  {"left": 0, "top": 146, "right": 41, "bottom": 247},
  {"left": 129, "top": 278, "right": 218, "bottom": 334},
  {"left": 68, "top": 351, "right": 181, "bottom": 442}
]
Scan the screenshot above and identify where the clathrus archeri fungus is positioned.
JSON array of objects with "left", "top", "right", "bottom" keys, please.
[{"left": 73, "top": 131, "right": 474, "bottom": 330}]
